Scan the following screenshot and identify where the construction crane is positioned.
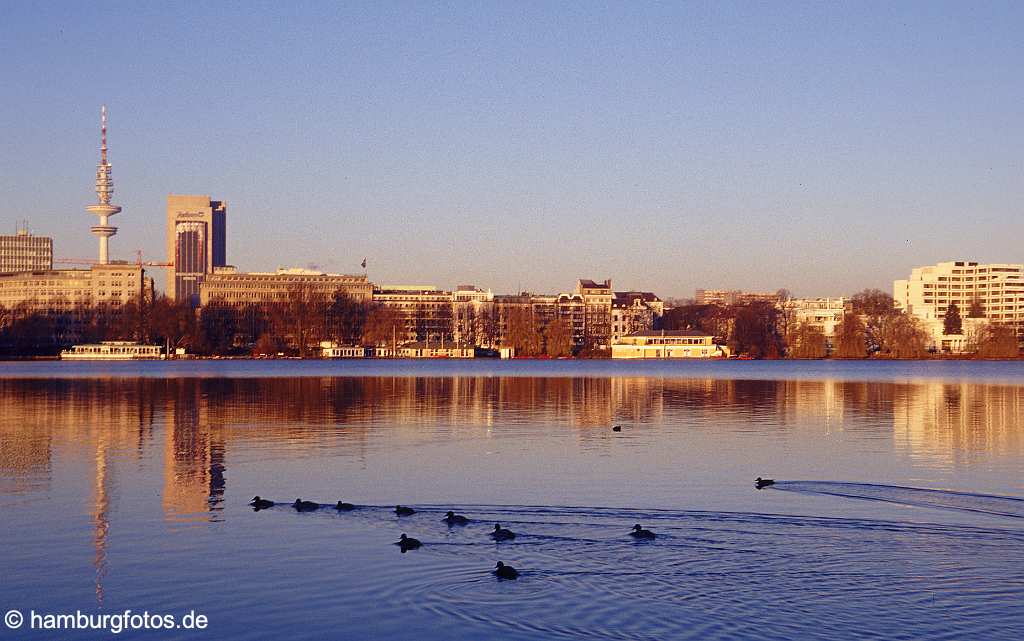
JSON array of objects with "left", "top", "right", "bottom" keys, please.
[{"left": 55, "top": 250, "right": 172, "bottom": 268}]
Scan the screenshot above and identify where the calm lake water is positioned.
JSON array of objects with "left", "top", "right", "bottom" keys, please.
[{"left": 1, "top": 360, "right": 1022, "bottom": 640}]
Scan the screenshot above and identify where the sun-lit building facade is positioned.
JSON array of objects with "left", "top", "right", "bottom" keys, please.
[
  {"left": 611, "top": 330, "right": 726, "bottom": 359},
  {"left": 0, "top": 230, "right": 53, "bottom": 273},
  {"left": 166, "top": 195, "right": 228, "bottom": 305},
  {"left": 894, "top": 261, "right": 1024, "bottom": 338}
]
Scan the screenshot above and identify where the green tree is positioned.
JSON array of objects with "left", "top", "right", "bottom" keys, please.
[{"left": 943, "top": 303, "right": 962, "bottom": 335}]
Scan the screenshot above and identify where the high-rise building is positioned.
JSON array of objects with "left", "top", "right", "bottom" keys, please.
[
  {"left": 0, "top": 229, "right": 53, "bottom": 273},
  {"left": 86, "top": 106, "right": 121, "bottom": 265},
  {"left": 166, "top": 195, "right": 227, "bottom": 305},
  {"left": 894, "top": 261, "right": 1024, "bottom": 339},
  {"left": 575, "top": 279, "right": 613, "bottom": 348}
]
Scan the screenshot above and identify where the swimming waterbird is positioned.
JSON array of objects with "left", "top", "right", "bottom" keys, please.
[
  {"left": 443, "top": 511, "right": 469, "bottom": 525},
  {"left": 491, "top": 524, "right": 516, "bottom": 541},
  {"left": 292, "top": 499, "right": 320, "bottom": 511},
  {"left": 396, "top": 533, "right": 422, "bottom": 551},
  {"left": 494, "top": 561, "right": 519, "bottom": 579},
  {"left": 249, "top": 496, "right": 274, "bottom": 510},
  {"left": 629, "top": 524, "right": 656, "bottom": 539}
]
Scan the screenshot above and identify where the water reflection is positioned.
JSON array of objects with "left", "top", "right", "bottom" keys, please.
[{"left": 1, "top": 377, "right": 1021, "bottom": 507}]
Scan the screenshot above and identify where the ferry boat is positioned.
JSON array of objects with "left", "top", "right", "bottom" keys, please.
[{"left": 60, "top": 341, "right": 165, "bottom": 360}]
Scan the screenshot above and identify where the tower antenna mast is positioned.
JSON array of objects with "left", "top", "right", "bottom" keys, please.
[{"left": 87, "top": 105, "right": 121, "bottom": 264}]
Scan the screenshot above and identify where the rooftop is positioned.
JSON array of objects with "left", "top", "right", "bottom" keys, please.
[{"left": 625, "top": 329, "right": 713, "bottom": 338}]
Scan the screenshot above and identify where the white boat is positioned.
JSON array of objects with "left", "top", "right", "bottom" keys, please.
[{"left": 60, "top": 341, "right": 165, "bottom": 360}]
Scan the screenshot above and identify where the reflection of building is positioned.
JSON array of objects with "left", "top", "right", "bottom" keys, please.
[
  {"left": 162, "top": 383, "right": 226, "bottom": 522},
  {"left": 0, "top": 229, "right": 53, "bottom": 273},
  {"left": 893, "top": 382, "right": 1024, "bottom": 466},
  {"left": 166, "top": 195, "right": 228, "bottom": 305},
  {"left": 200, "top": 267, "right": 373, "bottom": 306},
  {"left": 894, "top": 261, "right": 1024, "bottom": 338},
  {"left": 611, "top": 330, "right": 725, "bottom": 358}
]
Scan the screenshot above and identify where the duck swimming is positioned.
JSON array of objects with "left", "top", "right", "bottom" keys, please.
[
  {"left": 490, "top": 523, "right": 516, "bottom": 541},
  {"left": 755, "top": 477, "right": 775, "bottom": 489},
  {"left": 629, "top": 524, "right": 656, "bottom": 539},
  {"left": 494, "top": 561, "right": 519, "bottom": 580},
  {"left": 395, "top": 505, "right": 415, "bottom": 516},
  {"left": 292, "top": 499, "right": 320, "bottom": 511},
  {"left": 395, "top": 533, "right": 422, "bottom": 551},
  {"left": 612, "top": 425, "right": 622, "bottom": 432},
  {"left": 249, "top": 496, "right": 274, "bottom": 510},
  {"left": 443, "top": 511, "right": 469, "bottom": 525},
  {"left": 335, "top": 501, "right": 356, "bottom": 511}
]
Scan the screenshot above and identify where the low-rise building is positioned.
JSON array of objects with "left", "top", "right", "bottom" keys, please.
[
  {"left": 916, "top": 317, "right": 989, "bottom": 354},
  {"left": 373, "top": 342, "right": 475, "bottom": 358},
  {"left": 611, "top": 292, "right": 664, "bottom": 342},
  {"left": 452, "top": 285, "right": 495, "bottom": 347},
  {"left": 782, "top": 297, "right": 847, "bottom": 338},
  {"left": 695, "top": 289, "right": 780, "bottom": 306},
  {"left": 611, "top": 330, "right": 726, "bottom": 359},
  {"left": 0, "top": 263, "right": 152, "bottom": 313},
  {"left": 373, "top": 285, "right": 454, "bottom": 343},
  {"left": 319, "top": 341, "right": 366, "bottom": 358},
  {"left": 199, "top": 267, "right": 373, "bottom": 306},
  {"left": 612, "top": 330, "right": 725, "bottom": 359}
]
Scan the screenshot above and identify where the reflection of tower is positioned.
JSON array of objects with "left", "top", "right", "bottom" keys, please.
[
  {"left": 86, "top": 106, "right": 121, "bottom": 264},
  {"left": 166, "top": 195, "right": 227, "bottom": 306},
  {"left": 92, "top": 437, "right": 111, "bottom": 606}
]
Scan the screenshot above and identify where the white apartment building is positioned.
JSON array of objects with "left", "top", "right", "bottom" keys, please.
[
  {"left": 782, "top": 297, "right": 847, "bottom": 338},
  {"left": 894, "top": 261, "right": 1024, "bottom": 337}
]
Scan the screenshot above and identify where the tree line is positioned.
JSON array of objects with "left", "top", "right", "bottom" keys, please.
[
  {"left": 1, "top": 287, "right": 1019, "bottom": 358},
  {"left": 662, "top": 289, "right": 1019, "bottom": 359}
]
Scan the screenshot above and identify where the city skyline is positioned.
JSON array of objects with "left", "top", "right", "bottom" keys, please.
[{"left": 3, "top": 3, "right": 1023, "bottom": 298}]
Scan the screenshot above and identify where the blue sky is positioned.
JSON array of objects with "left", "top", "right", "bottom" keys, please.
[{"left": 2, "top": 1, "right": 1021, "bottom": 298}]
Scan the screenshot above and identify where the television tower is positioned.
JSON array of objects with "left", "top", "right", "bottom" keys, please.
[{"left": 86, "top": 105, "right": 121, "bottom": 264}]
